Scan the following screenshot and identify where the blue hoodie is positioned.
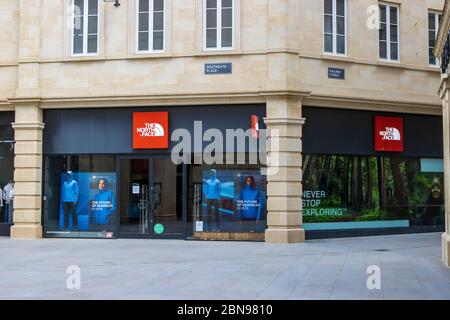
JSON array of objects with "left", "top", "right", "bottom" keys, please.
[
  {"left": 91, "top": 189, "right": 117, "bottom": 225},
  {"left": 62, "top": 179, "right": 79, "bottom": 203},
  {"left": 238, "top": 185, "right": 262, "bottom": 220}
]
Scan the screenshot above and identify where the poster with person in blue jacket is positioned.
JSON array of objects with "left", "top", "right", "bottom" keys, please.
[
  {"left": 236, "top": 174, "right": 266, "bottom": 232},
  {"left": 201, "top": 169, "right": 266, "bottom": 233},
  {"left": 59, "top": 172, "right": 117, "bottom": 236},
  {"left": 91, "top": 178, "right": 117, "bottom": 227}
]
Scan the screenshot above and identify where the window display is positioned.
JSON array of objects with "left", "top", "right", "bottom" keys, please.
[
  {"left": 190, "top": 165, "right": 267, "bottom": 234},
  {"left": 302, "top": 154, "right": 445, "bottom": 230},
  {"left": 44, "top": 155, "right": 117, "bottom": 238}
]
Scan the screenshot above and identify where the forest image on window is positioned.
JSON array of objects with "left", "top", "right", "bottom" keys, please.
[{"left": 302, "top": 155, "right": 444, "bottom": 226}]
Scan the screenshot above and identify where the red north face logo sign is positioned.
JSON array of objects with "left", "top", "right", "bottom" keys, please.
[
  {"left": 374, "top": 116, "right": 404, "bottom": 152},
  {"left": 133, "top": 112, "right": 169, "bottom": 149}
]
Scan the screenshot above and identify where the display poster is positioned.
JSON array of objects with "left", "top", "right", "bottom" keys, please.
[
  {"left": 58, "top": 172, "right": 117, "bottom": 236},
  {"left": 199, "top": 169, "right": 267, "bottom": 233}
]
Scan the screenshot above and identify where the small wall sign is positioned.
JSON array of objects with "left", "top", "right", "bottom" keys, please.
[
  {"left": 328, "top": 67, "right": 345, "bottom": 80},
  {"left": 205, "top": 63, "right": 232, "bottom": 75}
]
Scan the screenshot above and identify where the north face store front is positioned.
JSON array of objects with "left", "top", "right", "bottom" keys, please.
[
  {"left": 42, "top": 105, "right": 267, "bottom": 240},
  {"left": 302, "top": 107, "right": 445, "bottom": 238}
]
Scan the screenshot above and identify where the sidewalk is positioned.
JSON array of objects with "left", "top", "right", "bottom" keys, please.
[{"left": 0, "top": 233, "right": 449, "bottom": 300}]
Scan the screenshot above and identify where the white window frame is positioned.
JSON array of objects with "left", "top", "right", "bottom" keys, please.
[
  {"left": 71, "top": 0, "right": 99, "bottom": 56},
  {"left": 429, "top": 11, "right": 441, "bottom": 67},
  {"left": 379, "top": 2, "right": 400, "bottom": 62},
  {"left": 135, "top": 0, "right": 166, "bottom": 54},
  {"left": 323, "top": 0, "right": 347, "bottom": 56},
  {"left": 203, "top": 0, "right": 235, "bottom": 51}
]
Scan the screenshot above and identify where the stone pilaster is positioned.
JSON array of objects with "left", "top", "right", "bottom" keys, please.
[
  {"left": 10, "top": 100, "right": 44, "bottom": 239},
  {"left": 441, "top": 82, "right": 450, "bottom": 267},
  {"left": 264, "top": 96, "right": 305, "bottom": 243}
]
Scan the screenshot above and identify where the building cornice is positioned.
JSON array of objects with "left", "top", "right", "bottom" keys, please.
[
  {"left": 2, "top": 92, "right": 442, "bottom": 116},
  {"left": 434, "top": 0, "right": 450, "bottom": 58},
  {"left": 299, "top": 53, "right": 442, "bottom": 73},
  {"left": 304, "top": 95, "right": 443, "bottom": 116}
]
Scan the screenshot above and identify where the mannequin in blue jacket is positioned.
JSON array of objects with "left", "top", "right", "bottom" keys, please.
[
  {"left": 203, "top": 169, "right": 221, "bottom": 231},
  {"left": 237, "top": 176, "right": 262, "bottom": 224},
  {"left": 62, "top": 171, "right": 79, "bottom": 230},
  {"left": 91, "top": 178, "right": 117, "bottom": 225}
]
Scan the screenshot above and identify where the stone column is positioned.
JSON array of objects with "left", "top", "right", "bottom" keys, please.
[
  {"left": 442, "top": 83, "right": 450, "bottom": 267},
  {"left": 264, "top": 96, "right": 305, "bottom": 243},
  {"left": 10, "top": 100, "right": 44, "bottom": 239}
]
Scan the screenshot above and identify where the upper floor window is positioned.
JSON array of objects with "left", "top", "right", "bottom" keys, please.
[
  {"left": 73, "top": 0, "right": 99, "bottom": 55},
  {"left": 137, "top": 0, "right": 165, "bottom": 52},
  {"left": 204, "top": 0, "right": 234, "bottom": 50},
  {"left": 379, "top": 3, "right": 399, "bottom": 61},
  {"left": 324, "top": 0, "right": 346, "bottom": 55},
  {"left": 429, "top": 11, "right": 441, "bottom": 66}
]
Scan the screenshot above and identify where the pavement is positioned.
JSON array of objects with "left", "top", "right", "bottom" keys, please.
[{"left": 0, "top": 232, "right": 449, "bottom": 300}]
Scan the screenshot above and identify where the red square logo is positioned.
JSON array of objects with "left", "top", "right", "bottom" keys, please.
[
  {"left": 133, "top": 112, "right": 169, "bottom": 149},
  {"left": 374, "top": 116, "right": 404, "bottom": 152}
]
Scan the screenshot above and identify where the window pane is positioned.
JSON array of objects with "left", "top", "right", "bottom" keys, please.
[
  {"left": 206, "top": 29, "right": 217, "bottom": 48},
  {"left": 390, "top": 43, "right": 398, "bottom": 60},
  {"left": 138, "top": 31, "right": 149, "bottom": 51},
  {"left": 337, "top": 16, "right": 345, "bottom": 35},
  {"left": 154, "top": 0, "right": 164, "bottom": 11},
  {"left": 73, "top": 34, "right": 83, "bottom": 54},
  {"left": 324, "top": 34, "right": 333, "bottom": 52},
  {"left": 324, "top": 15, "right": 333, "bottom": 34},
  {"left": 336, "top": 0, "right": 345, "bottom": 16},
  {"left": 324, "top": 0, "right": 332, "bottom": 14},
  {"left": 337, "top": 35, "right": 345, "bottom": 54},
  {"left": 380, "top": 5, "right": 386, "bottom": 23},
  {"left": 74, "top": 0, "right": 84, "bottom": 15},
  {"left": 390, "top": 7, "right": 398, "bottom": 25},
  {"left": 88, "top": 16, "right": 98, "bottom": 34},
  {"left": 139, "top": 12, "right": 149, "bottom": 32},
  {"left": 222, "top": 8, "right": 232, "bottom": 28},
  {"left": 207, "top": 0, "right": 217, "bottom": 9},
  {"left": 88, "top": 0, "right": 98, "bottom": 15},
  {"left": 154, "top": 11, "right": 164, "bottom": 31},
  {"left": 73, "top": 16, "right": 83, "bottom": 54},
  {"left": 139, "top": 0, "right": 149, "bottom": 12},
  {"left": 73, "top": 15, "right": 84, "bottom": 34},
  {"left": 43, "top": 155, "right": 118, "bottom": 239},
  {"left": 221, "top": 28, "right": 232, "bottom": 47},
  {"left": 222, "top": 0, "right": 232, "bottom": 8},
  {"left": 206, "top": 9, "right": 217, "bottom": 28},
  {"left": 429, "top": 13, "right": 435, "bottom": 30},
  {"left": 429, "top": 30, "right": 436, "bottom": 48},
  {"left": 87, "top": 34, "right": 97, "bottom": 53},
  {"left": 379, "top": 23, "right": 386, "bottom": 41},
  {"left": 153, "top": 31, "right": 164, "bottom": 50},
  {"left": 379, "top": 41, "right": 387, "bottom": 59},
  {"left": 390, "top": 25, "right": 397, "bottom": 42},
  {"left": 430, "top": 48, "right": 436, "bottom": 65}
]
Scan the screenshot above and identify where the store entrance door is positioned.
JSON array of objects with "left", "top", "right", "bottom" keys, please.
[{"left": 119, "top": 157, "right": 185, "bottom": 239}]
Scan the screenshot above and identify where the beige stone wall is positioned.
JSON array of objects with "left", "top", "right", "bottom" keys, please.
[
  {"left": 0, "top": 0, "right": 19, "bottom": 104},
  {"left": 299, "top": 0, "right": 444, "bottom": 112},
  {"left": 0, "top": 0, "right": 444, "bottom": 113}
]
